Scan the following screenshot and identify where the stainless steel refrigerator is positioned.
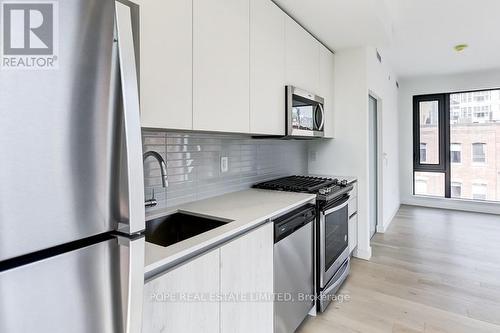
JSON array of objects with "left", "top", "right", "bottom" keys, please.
[{"left": 0, "top": 1, "right": 145, "bottom": 332}]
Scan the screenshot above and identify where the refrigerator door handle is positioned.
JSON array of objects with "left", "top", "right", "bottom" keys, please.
[
  {"left": 117, "top": 235, "right": 145, "bottom": 333},
  {"left": 115, "top": 1, "right": 145, "bottom": 234}
]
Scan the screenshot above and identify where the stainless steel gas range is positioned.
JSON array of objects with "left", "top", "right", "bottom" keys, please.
[{"left": 254, "top": 175, "right": 353, "bottom": 312}]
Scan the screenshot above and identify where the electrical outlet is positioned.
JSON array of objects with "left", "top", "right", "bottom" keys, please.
[{"left": 220, "top": 156, "right": 229, "bottom": 173}]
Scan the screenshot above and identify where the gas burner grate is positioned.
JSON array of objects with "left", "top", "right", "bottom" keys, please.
[{"left": 253, "top": 175, "right": 337, "bottom": 193}]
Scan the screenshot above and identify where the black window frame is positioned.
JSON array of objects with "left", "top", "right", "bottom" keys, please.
[
  {"left": 413, "top": 93, "right": 450, "bottom": 197},
  {"left": 413, "top": 87, "right": 500, "bottom": 201},
  {"left": 413, "top": 94, "right": 448, "bottom": 172}
]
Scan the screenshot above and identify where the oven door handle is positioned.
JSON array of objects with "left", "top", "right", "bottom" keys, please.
[
  {"left": 323, "top": 198, "right": 349, "bottom": 215},
  {"left": 322, "top": 259, "right": 350, "bottom": 295}
]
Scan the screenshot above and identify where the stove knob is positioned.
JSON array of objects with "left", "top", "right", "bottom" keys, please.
[{"left": 340, "top": 180, "right": 348, "bottom": 187}]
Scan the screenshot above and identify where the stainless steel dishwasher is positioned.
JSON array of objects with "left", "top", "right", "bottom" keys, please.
[{"left": 274, "top": 204, "right": 316, "bottom": 333}]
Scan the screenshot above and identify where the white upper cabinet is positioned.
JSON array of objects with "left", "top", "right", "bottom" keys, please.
[
  {"left": 193, "top": 0, "right": 250, "bottom": 133},
  {"left": 138, "top": 0, "right": 193, "bottom": 130},
  {"left": 285, "top": 16, "right": 320, "bottom": 94},
  {"left": 250, "top": 0, "right": 286, "bottom": 135},
  {"left": 319, "top": 45, "right": 335, "bottom": 138}
]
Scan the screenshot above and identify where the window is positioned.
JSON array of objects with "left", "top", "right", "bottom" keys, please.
[
  {"left": 413, "top": 95, "right": 445, "bottom": 170},
  {"left": 472, "top": 143, "right": 486, "bottom": 163},
  {"left": 451, "top": 182, "right": 462, "bottom": 198},
  {"left": 417, "top": 101, "right": 440, "bottom": 165},
  {"left": 413, "top": 88, "right": 500, "bottom": 202},
  {"left": 414, "top": 179, "right": 427, "bottom": 195},
  {"left": 420, "top": 143, "right": 427, "bottom": 163},
  {"left": 472, "top": 183, "right": 487, "bottom": 200},
  {"left": 450, "top": 143, "right": 461, "bottom": 163},
  {"left": 414, "top": 172, "right": 445, "bottom": 197}
]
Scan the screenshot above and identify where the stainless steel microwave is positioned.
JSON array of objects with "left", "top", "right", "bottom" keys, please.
[{"left": 286, "top": 86, "right": 325, "bottom": 138}]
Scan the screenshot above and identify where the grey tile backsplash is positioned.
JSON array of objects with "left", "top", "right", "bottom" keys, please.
[{"left": 142, "top": 130, "right": 308, "bottom": 212}]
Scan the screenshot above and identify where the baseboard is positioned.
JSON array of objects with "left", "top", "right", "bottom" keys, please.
[
  {"left": 376, "top": 204, "right": 400, "bottom": 233},
  {"left": 401, "top": 196, "right": 500, "bottom": 215},
  {"left": 353, "top": 246, "right": 372, "bottom": 260}
]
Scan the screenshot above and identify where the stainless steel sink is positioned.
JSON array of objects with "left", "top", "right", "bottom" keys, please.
[{"left": 145, "top": 212, "right": 231, "bottom": 247}]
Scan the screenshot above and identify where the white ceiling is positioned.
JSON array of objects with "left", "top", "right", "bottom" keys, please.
[
  {"left": 272, "top": 0, "right": 394, "bottom": 50},
  {"left": 273, "top": 0, "right": 500, "bottom": 78},
  {"left": 386, "top": 0, "right": 500, "bottom": 78}
]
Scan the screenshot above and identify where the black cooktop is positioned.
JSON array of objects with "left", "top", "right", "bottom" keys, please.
[{"left": 253, "top": 175, "right": 339, "bottom": 193}]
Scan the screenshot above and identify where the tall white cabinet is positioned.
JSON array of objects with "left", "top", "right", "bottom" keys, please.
[
  {"left": 138, "top": 0, "right": 193, "bottom": 130},
  {"left": 250, "top": 0, "right": 286, "bottom": 135},
  {"left": 319, "top": 45, "right": 335, "bottom": 138},
  {"left": 285, "top": 17, "right": 320, "bottom": 94},
  {"left": 135, "top": 0, "right": 336, "bottom": 136},
  {"left": 220, "top": 222, "right": 274, "bottom": 333},
  {"left": 193, "top": 0, "right": 250, "bottom": 133}
]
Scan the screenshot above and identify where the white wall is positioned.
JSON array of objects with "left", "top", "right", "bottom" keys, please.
[
  {"left": 366, "top": 48, "right": 400, "bottom": 232},
  {"left": 309, "top": 46, "right": 400, "bottom": 260},
  {"left": 399, "top": 69, "right": 500, "bottom": 213}
]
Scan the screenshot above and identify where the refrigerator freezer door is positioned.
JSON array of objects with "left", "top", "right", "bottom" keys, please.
[
  {"left": 0, "top": 236, "right": 145, "bottom": 333},
  {"left": 0, "top": 0, "right": 145, "bottom": 261}
]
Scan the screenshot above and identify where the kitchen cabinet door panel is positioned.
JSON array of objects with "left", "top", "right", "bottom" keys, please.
[
  {"left": 250, "top": 0, "right": 286, "bottom": 135},
  {"left": 220, "top": 223, "right": 274, "bottom": 333},
  {"left": 138, "top": 0, "right": 193, "bottom": 130},
  {"left": 285, "top": 17, "right": 320, "bottom": 94},
  {"left": 193, "top": 0, "right": 250, "bottom": 133},
  {"left": 142, "top": 250, "right": 220, "bottom": 333},
  {"left": 319, "top": 45, "right": 335, "bottom": 138}
]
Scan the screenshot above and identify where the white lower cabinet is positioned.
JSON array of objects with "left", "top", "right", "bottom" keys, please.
[
  {"left": 142, "top": 250, "right": 220, "bottom": 333},
  {"left": 220, "top": 222, "right": 274, "bottom": 333},
  {"left": 142, "top": 222, "right": 274, "bottom": 333}
]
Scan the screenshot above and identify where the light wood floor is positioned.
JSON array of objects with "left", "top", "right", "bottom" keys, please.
[{"left": 297, "top": 205, "right": 500, "bottom": 333}]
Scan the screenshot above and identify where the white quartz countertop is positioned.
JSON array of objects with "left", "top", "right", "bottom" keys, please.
[{"left": 143, "top": 189, "right": 316, "bottom": 278}]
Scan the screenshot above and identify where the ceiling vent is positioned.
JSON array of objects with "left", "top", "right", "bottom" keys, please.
[{"left": 376, "top": 50, "right": 382, "bottom": 63}]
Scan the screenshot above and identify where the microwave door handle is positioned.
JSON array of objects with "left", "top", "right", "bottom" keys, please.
[
  {"left": 115, "top": 1, "right": 145, "bottom": 234},
  {"left": 317, "top": 104, "right": 325, "bottom": 131}
]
